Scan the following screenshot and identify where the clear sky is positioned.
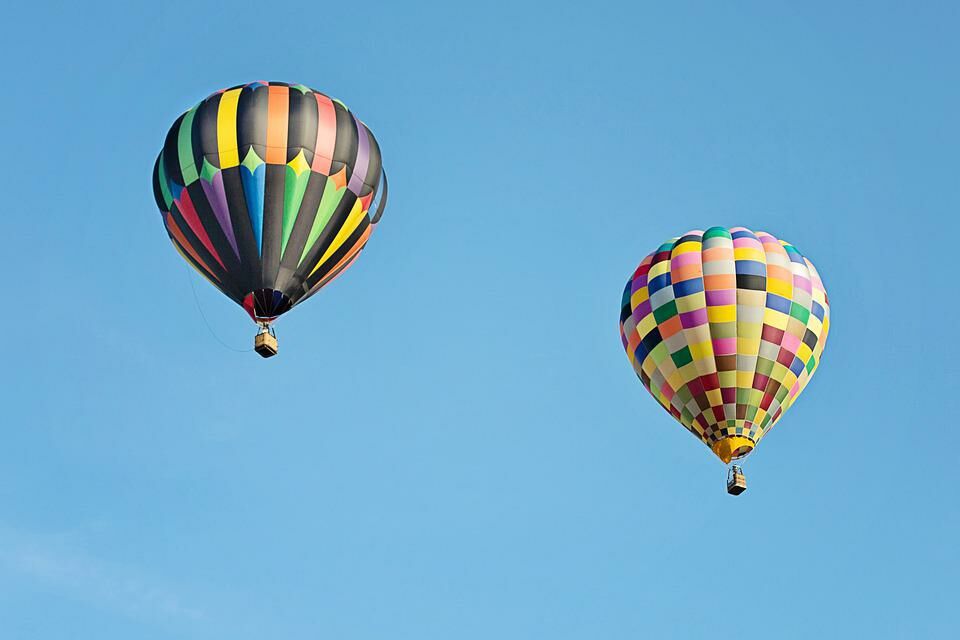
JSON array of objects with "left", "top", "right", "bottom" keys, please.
[{"left": 1, "top": 1, "right": 957, "bottom": 638}]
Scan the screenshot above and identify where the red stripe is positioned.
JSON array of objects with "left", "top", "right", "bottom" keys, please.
[
  {"left": 312, "top": 94, "right": 337, "bottom": 174},
  {"left": 175, "top": 190, "right": 225, "bottom": 269},
  {"left": 166, "top": 213, "right": 220, "bottom": 282}
]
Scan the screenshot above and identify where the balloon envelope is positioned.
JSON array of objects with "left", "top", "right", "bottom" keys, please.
[
  {"left": 152, "top": 81, "right": 387, "bottom": 322},
  {"left": 619, "top": 227, "right": 830, "bottom": 463}
]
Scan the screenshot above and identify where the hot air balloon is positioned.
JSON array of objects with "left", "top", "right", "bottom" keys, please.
[
  {"left": 152, "top": 81, "right": 388, "bottom": 357},
  {"left": 619, "top": 227, "right": 829, "bottom": 494}
]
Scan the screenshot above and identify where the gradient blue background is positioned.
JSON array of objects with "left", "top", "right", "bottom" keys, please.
[{"left": 2, "top": 1, "right": 957, "bottom": 638}]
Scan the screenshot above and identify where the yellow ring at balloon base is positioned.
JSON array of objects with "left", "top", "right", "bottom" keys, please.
[{"left": 712, "top": 436, "right": 756, "bottom": 464}]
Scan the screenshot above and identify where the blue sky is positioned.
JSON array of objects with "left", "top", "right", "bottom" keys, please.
[{"left": 1, "top": 1, "right": 957, "bottom": 638}]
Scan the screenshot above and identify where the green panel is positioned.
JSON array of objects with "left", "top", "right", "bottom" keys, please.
[
  {"left": 281, "top": 166, "right": 311, "bottom": 256},
  {"left": 756, "top": 357, "right": 775, "bottom": 377},
  {"left": 789, "top": 302, "right": 811, "bottom": 323},
  {"left": 650, "top": 342, "right": 669, "bottom": 365},
  {"left": 711, "top": 322, "right": 737, "bottom": 338},
  {"left": 299, "top": 179, "right": 346, "bottom": 266},
  {"left": 157, "top": 151, "right": 173, "bottom": 208},
  {"left": 703, "top": 226, "right": 732, "bottom": 240},
  {"left": 200, "top": 157, "right": 218, "bottom": 183},
  {"left": 177, "top": 106, "right": 199, "bottom": 185},
  {"left": 653, "top": 300, "right": 678, "bottom": 323},
  {"left": 671, "top": 345, "right": 693, "bottom": 368},
  {"left": 242, "top": 146, "right": 264, "bottom": 172},
  {"left": 806, "top": 355, "right": 817, "bottom": 373}
]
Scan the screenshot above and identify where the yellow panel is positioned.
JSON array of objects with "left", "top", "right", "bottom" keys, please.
[
  {"left": 631, "top": 288, "right": 649, "bottom": 305},
  {"left": 217, "top": 89, "right": 241, "bottom": 168},
  {"left": 677, "top": 361, "right": 699, "bottom": 380},
  {"left": 733, "top": 247, "right": 765, "bottom": 262},
  {"left": 764, "top": 308, "right": 789, "bottom": 330},
  {"left": 739, "top": 324, "right": 762, "bottom": 340},
  {"left": 641, "top": 358, "right": 658, "bottom": 376},
  {"left": 712, "top": 436, "right": 755, "bottom": 464},
  {"left": 666, "top": 370, "right": 684, "bottom": 390},
  {"left": 767, "top": 277, "right": 792, "bottom": 297},
  {"left": 672, "top": 240, "right": 700, "bottom": 254},
  {"left": 707, "top": 305, "right": 735, "bottom": 323},
  {"left": 781, "top": 371, "right": 798, "bottom": 392},
  {"left": 648, "top": 260, "right": 670, "bottom": 278},
  {"left": 309, "top": 200, "right": 366, "bottom": 276},
  {"left": 809, "top": 316, "right": 824, "bottom": 334},
  {"left": 675, "top": 295, "right": 702, "bottom": 313},
  {"left": 689, "top": 340, "right": 714, "bottom": 361},
  {"left": 771, "top": 361, "right": 790, "bottom": 381},
  {"left": 637, "top": 313, "right": 656, "bottom": 337}
]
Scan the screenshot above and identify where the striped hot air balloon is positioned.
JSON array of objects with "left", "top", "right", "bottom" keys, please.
[
  {"left": 152, "top": 81, "right": 388, "bottom": 356},
  {"left": 619, "top": 227, "right": 830, "bottom": 493}
]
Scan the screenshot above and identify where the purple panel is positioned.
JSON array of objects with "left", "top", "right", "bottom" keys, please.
[
  {"left": 347, "top": 117, "right": 370, "bottom": 194},
  {"left": 680, "top": 308, "right": 708, "bottom": 328},
  {"left": 705, "top": 289, "right": 736, "bottom": 306},
  {"left": 201, "top": 171, "right": 240, "bottom": 259}
]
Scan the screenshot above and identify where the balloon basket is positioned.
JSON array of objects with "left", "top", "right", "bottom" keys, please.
[
  {"left": 726, "top": 465, "right": 747, "bottom": 496},
  {"left": 254, "top": 325, "right": 278, "bottom": 358}
]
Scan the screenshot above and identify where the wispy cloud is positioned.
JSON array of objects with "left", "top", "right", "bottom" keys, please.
[{"left": 0, "top": 525, "right": 205, "bottom": 622}]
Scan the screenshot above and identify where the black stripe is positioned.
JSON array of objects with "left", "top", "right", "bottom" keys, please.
[
  {"left": 261, "top": 164, "right": 285, "bottom": 287},
  {"left": 151, "top": 154, "right": 165, "bottom": 210},
  {"left": 303, "top": 216, "right": 371, "bottom": 289},
  {"left": 184, "top": 181, "right": 243, "bottom": 281},
  {"left": 220, "top": 167, "right": 261, "bottom": 293},
  {"left": 361, "top": 124, "right": 383, "bottom": 195},
  {"left": 332, "top": 102, "right": 358, "bottom": 183},
  {"left": 236, "top": 85, "right": 269, "bottom": 155},
  {"left": 167, "top": 205, "right": 238, "bottom": 300},
  {"left": 194, "top": 92, "right": 222, "bottom": 168},
  {"left": 736, "top": 274, "right": 766, "bottom": 291},
  {"left": 292, "top": 191, "right": 358, "bottom": 295},
  {"left": 162, "top": 112, "right": 186, "bottom": 186},
  {"left": 276, "top": 172, "right": 327, "bottom": 298},
  {"left": 287, "top": 88, "right": 318, "bottom": 164}
]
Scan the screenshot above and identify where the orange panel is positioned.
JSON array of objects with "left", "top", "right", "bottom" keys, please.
[
  {"left": 703, "top": 274, "right": 736, "bottom": 290},
  {"left": 265, "top": 85, "right": 289, "bottom": 164}
]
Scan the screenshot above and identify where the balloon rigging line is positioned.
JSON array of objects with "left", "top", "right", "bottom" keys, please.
[{"left": 184, "top": 265, "right": 253, "bottom": 353}]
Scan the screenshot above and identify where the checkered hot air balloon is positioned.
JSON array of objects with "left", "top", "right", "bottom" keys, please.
[
  {"left": 619, "top": 227, "right": 830, "bottom": 494},
  {"left": 152, "top": 82, "right": 388, "bottom": 357}
]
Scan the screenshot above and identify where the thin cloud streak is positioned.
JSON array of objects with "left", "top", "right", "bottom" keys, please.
[{"left": 0, "top": 525, "right": 205, "bottom": 623}]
